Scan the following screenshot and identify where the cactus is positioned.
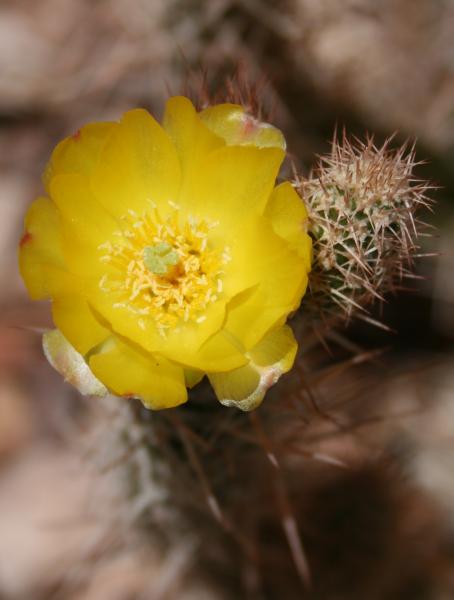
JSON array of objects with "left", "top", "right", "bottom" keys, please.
[
  {"left": 66, "top": 129, "right": 435, "bottom": 596},
  {"left": 19, "top": 74, "right": 435, "bottom": 597},
  {"left": 297, "top": 134, "right": 432, "bottom": 323}
]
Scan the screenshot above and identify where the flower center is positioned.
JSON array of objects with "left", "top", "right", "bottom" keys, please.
[
  {"left": 143, "top": 242, "right": 180, "bottom": 276},
  {"left": 98, "top": 204, "right": 229, "bottom": 335}
]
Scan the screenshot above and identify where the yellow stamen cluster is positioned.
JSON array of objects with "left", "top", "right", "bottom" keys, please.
[{"left": 98, "top": 204, "right": 229, "bottom": 334}]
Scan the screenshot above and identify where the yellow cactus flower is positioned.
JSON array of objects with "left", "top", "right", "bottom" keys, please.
[{"left": 19, "top": 96, "right": 312, "bottom": 411}]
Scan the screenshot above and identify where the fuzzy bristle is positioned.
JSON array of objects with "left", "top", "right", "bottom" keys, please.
[
  {"left": 297, "top": 134, "right": 433, "bottom": 322},
  {"left": 182, "top": 63, "right": 272, "bottom": 121}
]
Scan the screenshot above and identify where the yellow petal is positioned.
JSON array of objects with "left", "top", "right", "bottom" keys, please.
[
  {"left": 224, "top": 288, "right": 290, "bottom": 350},
  {"left": 162, "top": 96, "right": 224, "bottom": 188},
  {"left": 43, "top": 329, "right": 108, "bottom": 397},
  {"left": 181, "top": 145, "right": 285, "bottom": 229},
  {"left": 185, "top": 328, "right": 248, "bottom": 372},
  {"left": 88, "top": 286, "right": 241, "bottom": 371},
  {"left": 222, "top": 216, "right": 309, "bottom": 348},
  {"left": 43, "top": 121, "right": 118, "bottom": 192},
  {"left": 199, "top": 104, "right": 286, "bottom": 150},
  {"left": 184, "top": 369, "right": 204, "bottom": 389},
  {"left": 49, "top": 174, "right": 119, "bottom": 278},
  {"left": 52, "top": 295, "right": 110, "bottom": 356},
  {"left": 18, "top": 196, "right": 71, "bottom": 299},
  {"left": 264, "top": 182, "right": 313, "bottom": 259},
  {"left": 209, "top": 364, "right": 260, "bottom": 411},
  {"left": 50, "top": 174, "right": 118, "bottom": 243},
  {"left": 156, "top": 300, "right": 230, "bottom": 368},
  {"left": 249, "top": 323, "right": 298, "bottom": 370},
  {"left": 208, "top": 324, "right": 297, "bottom": 411},
  {"left": 86, "top": 285, "right": 165, "bottom": 354},
  {"left": 89, "top": 338, "right": 187, "bottom": 409},
  {"left": 91, "top": 109, "right": 181, "bottom": 219}
]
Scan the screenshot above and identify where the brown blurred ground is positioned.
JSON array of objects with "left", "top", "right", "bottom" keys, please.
[{"left": 1, "top": 1, "right": 454, "bottom": 598}]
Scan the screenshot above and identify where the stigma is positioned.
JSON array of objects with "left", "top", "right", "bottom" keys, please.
[{"left": 143, "top": 242, "right": 180, "bottom": 276}]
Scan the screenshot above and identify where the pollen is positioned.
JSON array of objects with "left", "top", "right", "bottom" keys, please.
[{"left": 97, "top": 206, "right": 227, "bottom": 334}]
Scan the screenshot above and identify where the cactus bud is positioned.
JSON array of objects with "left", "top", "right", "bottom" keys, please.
[{"left": 297, "top": 134, "right": 432, "bottom": 322}]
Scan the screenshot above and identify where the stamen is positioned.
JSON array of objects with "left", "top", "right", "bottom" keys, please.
[{"left": 97, "top": 206, "right": 227, "bottom": 332}]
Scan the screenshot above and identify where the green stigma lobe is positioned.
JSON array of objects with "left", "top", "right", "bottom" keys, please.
[{"left": 143, "top": 242, "right": 179, "bottom": 275}]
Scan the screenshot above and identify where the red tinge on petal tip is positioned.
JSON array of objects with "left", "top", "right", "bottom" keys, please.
[
  {"left": 20, "top": 231, "right": 33, "bottom": 247},
  {"left": 241, "top": 115, "right": 259, "bottom": 139}
]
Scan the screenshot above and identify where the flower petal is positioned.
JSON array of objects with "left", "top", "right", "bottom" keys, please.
[
  {"left": 185, "top": 328, "right": 248, "bottom": 372},
  {"left": 224, "top": 288, "right": 290, "bottom": 350},
  {"left": 88, "top": 285, "right": 239, "bottom": 371},
  {"left": 184, "top": 369, "right": 204, "bottom": 389},
  {"left": 209, "top": 364, "right": 261, "bottom": 410},
  {"left": 162, "top": 96, "right": 224, "bottom": 186},
  {"left": 52, "top": 295, "right": 110, "bottom": 356},
  {"left": 18, "top": 197, "right": 71, "bottom": 299},
  {"left": 199, "top": 104, "right": 286, "bottom": 150},
  {"left": 43, "top": 329, "right": 108, "bottom": 397},
  {"left": 248, "top": 323, "right": 298, "bottom": 369},
  {"left": 264, "top": 182, "right": 313, "bottom": 259},
  {"left": 43, "top": 121, "right": 118, "bottom": 192},
  {"left": 89, "top": 338, "right": 187, "bottom": 409},
  {"left": 209, "top": 324, "right": 298, "bottom": 411},
  {"left": 91, "top": 109, "right": 181, "bottom": 219},
  {"left": 152, "top": 300, "right": 229, "bottom": 366},
  {"left": 49, "top": 174, "right": 119, "bottom": 278},
  {"left": 181, "top": 145, "right": 285, "bottom": 229},
  {"left": 222, "top": 216, "right": 310, "bottom": 348}
]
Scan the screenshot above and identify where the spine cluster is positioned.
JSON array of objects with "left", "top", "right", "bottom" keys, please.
[{"left": 297, "top": 135, "right": 432, "bottom": 322}]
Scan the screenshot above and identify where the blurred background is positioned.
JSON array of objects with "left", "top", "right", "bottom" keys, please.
[{"left": 1, "top": 0, "right": 454, "bottom": 598}]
